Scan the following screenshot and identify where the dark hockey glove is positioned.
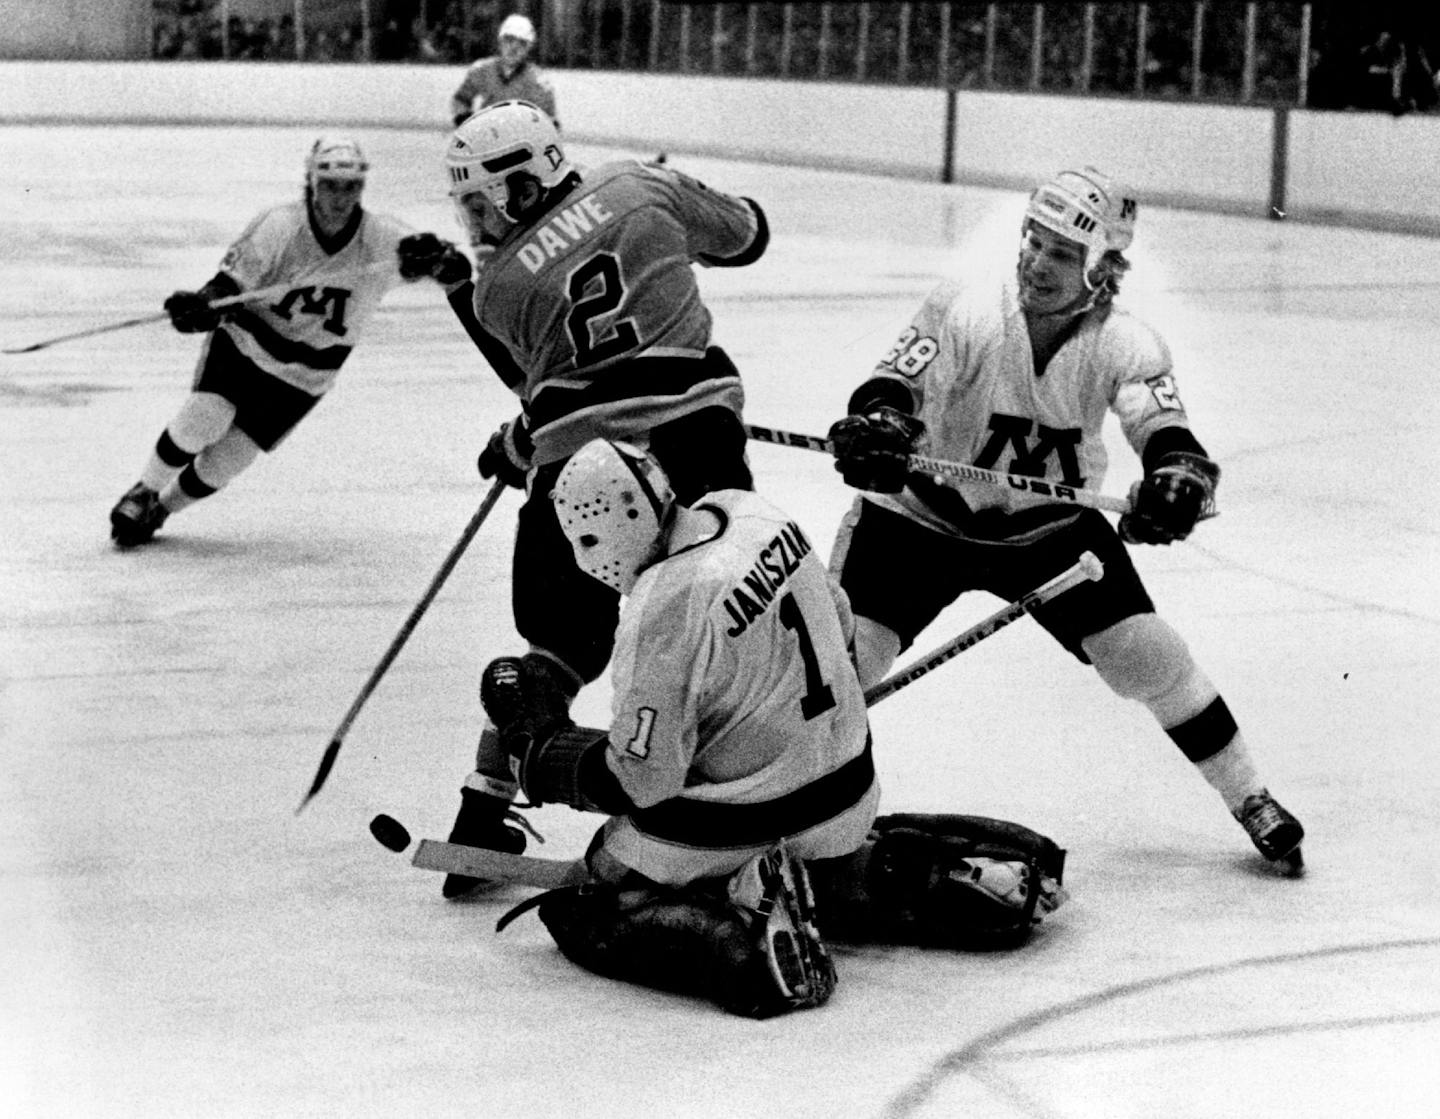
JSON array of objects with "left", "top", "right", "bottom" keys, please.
[
  {"left": 397, "top": 232, "right": 472, "bottom": 285},
  {"left": 480, "top": 655, "right": 573, "bottom": 743},
  {"left": 1118, "top": 451, "right": 1219, "bottom": 546},
  {"left": 163, "top": 290, "right": 223, "bottom": 334},
  {"left": 827, "top": 406, "right": 926, "bottom": 493},
  {"left": 477, "top": 414, "right": 534, "bottom": 490}
]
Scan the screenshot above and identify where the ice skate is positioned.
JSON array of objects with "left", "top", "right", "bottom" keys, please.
[
  {"left": 109, "top": 482, "right": 169, "bottom": 547},
  {"left": 1235, "top": 790, "right": 1304, "bottom": 874},
  {"left": 440, "top": 787, "right": 529, "bottom": 899},
  {"left": 729, "top": 845, "right": 836, "bottom": 1013}
]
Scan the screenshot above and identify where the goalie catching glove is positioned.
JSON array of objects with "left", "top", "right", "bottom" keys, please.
[
  {"left": 397, "top": 232, "right": 472, "bottom": 285},
  {"left": 477, "top": 413, "right": 535, "bottom": 490},
  {"left": 827, "top": 406, "right": 926, "bottom": 493},
  {"left": 1118, "top": 450, "right": 1219, "bottom": 545}
]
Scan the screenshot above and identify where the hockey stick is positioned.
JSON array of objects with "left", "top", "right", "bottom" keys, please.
[
  {"left": 411, "top": 840, "right": 586, "bottom": 889},
  {"left": 861, "top": 550, "right": 1104, "bottom": 707},
  {"left": 406, "top": 552, "right": 1105, "bottom": 884},
  {"left": 3, "top": 262, "right": 400, "bottom": 355},
  {"left": 296, "top": 478, "right": 509, "bottom": 814},
  {"left": 744, "top": 423, "right": 1132, "bottom": 514}
]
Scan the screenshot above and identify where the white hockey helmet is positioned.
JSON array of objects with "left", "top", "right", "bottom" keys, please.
[
  {"left": 552, "top": 439, "right": 676, "bottom": 595},
  {"left": 498, "top": 13, "right": 536, "bottom": 43},
  {"left": 1023, "top": 167, "right": 1137, "bottom": 287},
  {"left": 305, "top": 135, "right": 368, "bottom": 190},
  {"left": 447, "top": 100, "right": 571, "bottom": 222}
]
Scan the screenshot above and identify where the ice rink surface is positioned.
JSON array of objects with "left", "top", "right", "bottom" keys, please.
[{"left": 3, "top": 123, "right": 1439, "bottom": 1119}]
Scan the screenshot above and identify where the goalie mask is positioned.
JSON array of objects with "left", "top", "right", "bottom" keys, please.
[
  {"left": 447, "top": 100, "right": 571, "bottom": 233},
  {"left": 1022, "top": 166, "right": 1136, "bottom": 291},
  {"left": 552, "top": 439, "right": 675, "bottom": 595}
]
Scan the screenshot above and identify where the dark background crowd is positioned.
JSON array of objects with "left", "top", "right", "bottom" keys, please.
[{"left": 151, "top": 1, "right": 1440, "bottom": 116}]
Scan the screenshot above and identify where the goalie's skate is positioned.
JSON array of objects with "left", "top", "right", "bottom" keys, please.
[
  {"left": 440, "top": 787, "right": 531, "bottom": 899},
  {"left": 109, "top": 482, "right": 169, "bottom": 547},
  {"left": 1235, "top": 790, "right": 1305, "bottom": 874},
  {"left": 728, "top": 845, "right": 836, "bottom": 1015}
]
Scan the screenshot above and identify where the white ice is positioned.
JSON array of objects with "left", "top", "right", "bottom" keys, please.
[{"left": 2, "top": 124, "right": 1439, "bottom": 1119}]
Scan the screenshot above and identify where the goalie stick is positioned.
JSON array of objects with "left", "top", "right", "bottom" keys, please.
[
  {"left": 744, "top": 422, "right": 1132, "bottom": 514},
  {"left": 405, "top": 552, "right": 1104, "bottom": 886}
]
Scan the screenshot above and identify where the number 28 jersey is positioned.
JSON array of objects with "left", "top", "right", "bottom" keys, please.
[
  {"left": 867, "top": 272, "right": 1194, "bottom": 530},
  {"left": 471, "top": 160, "right": 766, "bottom": 465},
  {"left": 596, "top": 489, "right": 876, "bottom": 884}
]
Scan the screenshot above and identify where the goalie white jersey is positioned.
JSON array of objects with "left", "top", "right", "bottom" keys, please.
[
  {"left": 868, "top": 272, "right": 1193, "bottom": 530},
  {"left": 596, "top": 489, "right": 877, "bottom": 884},
  {"left": 213, "top": 200, "right": 410, "bottom": 395}
]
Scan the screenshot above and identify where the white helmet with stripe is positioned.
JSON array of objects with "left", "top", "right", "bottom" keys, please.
[
  {"left": 446, "top": 100, "right": 570, "bottom": 223},
  {"left": 552, "top": 439, "right": 675, "bottom": 594},
  {"left": 305, "top": 135, "right": 368, "bottom": 191},
  {"left": 1024, "top": 167, "right": 1136, "bottom": 288}
]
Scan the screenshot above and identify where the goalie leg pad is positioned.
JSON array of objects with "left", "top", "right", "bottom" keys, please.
[
  {"left": 537, "top": 847, "right": 836, "bottom": 1019},
  {"left": 811, "top": 813, "right": 1068, "bottom": 950}
]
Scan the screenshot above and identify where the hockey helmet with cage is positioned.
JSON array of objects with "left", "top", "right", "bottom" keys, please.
[
  {"left": 305, "top": 135, "right": 369, "bottom": 191},
  {"left": 1023, "top": 167, "right": 1136, "bottom": 289},
  {"left": 497, "top": 13, "right": 537, "bottom": 44},
  {"left": 447, "top": 100, "right": 571, "bottom": 224},
  {"left": 552, "top": 439, "right": 676, "bottom": 595}
]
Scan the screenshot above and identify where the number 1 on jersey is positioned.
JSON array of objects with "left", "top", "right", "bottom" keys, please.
[{"left": 779, "top": 592, "right": 836, "bottom": 720}]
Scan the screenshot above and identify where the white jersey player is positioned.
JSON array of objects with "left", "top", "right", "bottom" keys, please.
[
  {"left": 826, "top": 167, "right": 1304, "bottom": 873},
  {"left": 472, "top": 439, "right": 1068, "bottom": 1018},
  {"left": 109, "top": 135, "right": 472, "bottom": 547}
]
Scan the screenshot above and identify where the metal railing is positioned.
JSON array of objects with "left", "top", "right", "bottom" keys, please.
[{"left": 151, "top": 2, "right": 1336, "bottom": 109}]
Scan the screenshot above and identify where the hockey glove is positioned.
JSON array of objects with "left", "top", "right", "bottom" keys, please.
[
  {"left": 1118, "top": 451, "right": 1219, "bottom": 546},
  {"left": 827, "top": 406, "right": 926, "bottom": 493},
  {"left": 397, "top": 232, "right": 472, "bottom": 285},
  {"left": 163, "top": 290, "right": 223, "bottom": 334},
  {"left": 477, "top": 414, "right": 534, "bottom": 490}
]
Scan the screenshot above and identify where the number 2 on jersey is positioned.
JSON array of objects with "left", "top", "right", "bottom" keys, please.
[
  {"left": 566, "top": 252, "right": 640, "bottom": 363},
  {"left": 778, "top": 592, "right": 836, "bottom": 720}
]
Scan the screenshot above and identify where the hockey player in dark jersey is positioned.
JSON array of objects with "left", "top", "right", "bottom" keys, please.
[
  {"left": 825, "top": 167, "right": 1304, "bottom": 873},
  {"left": 474, "top": 439, "right": 1067, "bottom": 1017},
  {"left": 434, "top": 101, "right": 769, "bottom": 897}
]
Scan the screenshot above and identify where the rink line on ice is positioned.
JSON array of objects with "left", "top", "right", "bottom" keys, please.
[{"left": 880, "top": 935, "right": 1440, "bottom": 1119}]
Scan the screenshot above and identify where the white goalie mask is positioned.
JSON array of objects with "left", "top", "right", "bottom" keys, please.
[
  {"left": 446, "top": 100, "right": 571, "bottom": 231},
  {"left": 1023, "top": 167, "right": 1137, "bottom": 288},
  {"left": 305, "top": 135, "right": 369, "bottom": 191},
  {"left": 552, "top": 439, "right": 676, "bottom": 595}
]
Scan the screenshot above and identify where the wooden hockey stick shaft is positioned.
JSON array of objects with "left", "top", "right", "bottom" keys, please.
[
  {"left": 407, "top": 552, "right": 1105, "bottom": 886},
  {"left": 296, "top": 478, "right": 509, "bottom": 814},
  {"left": 4, "top": 262, "right": 398, "bottom": 354},
  {"left": 411, "top": 840, "right": 586, "bottom": 889},
  {"left": 861, "top": 550, "right": 1105, "bottom": 707},
  {"left": 744, "top": 423, "right": 1132, "bottom": 514}
]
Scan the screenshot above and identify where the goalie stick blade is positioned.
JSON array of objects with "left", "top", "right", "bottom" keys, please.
[{"left": 411, "top": 839, "right": 586, "bottom": 890}]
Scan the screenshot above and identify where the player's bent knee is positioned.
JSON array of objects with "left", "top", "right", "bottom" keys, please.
[
  {"left": 852, "top": 616, "right": 901, "bottom": 690},
  {"left": 811, "top": 813, "right": 1068, "bottom": 949},
  {"left": 1084, "top": 613, "right": 1195, "bottom": 704},
  {"left": 169, "top": 392, "right": 237, "bottom": 451}
]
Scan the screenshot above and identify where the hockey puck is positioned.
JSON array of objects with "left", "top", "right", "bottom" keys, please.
[{"left": 369, "top": 813, "right": 412, "bottom": 853}]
